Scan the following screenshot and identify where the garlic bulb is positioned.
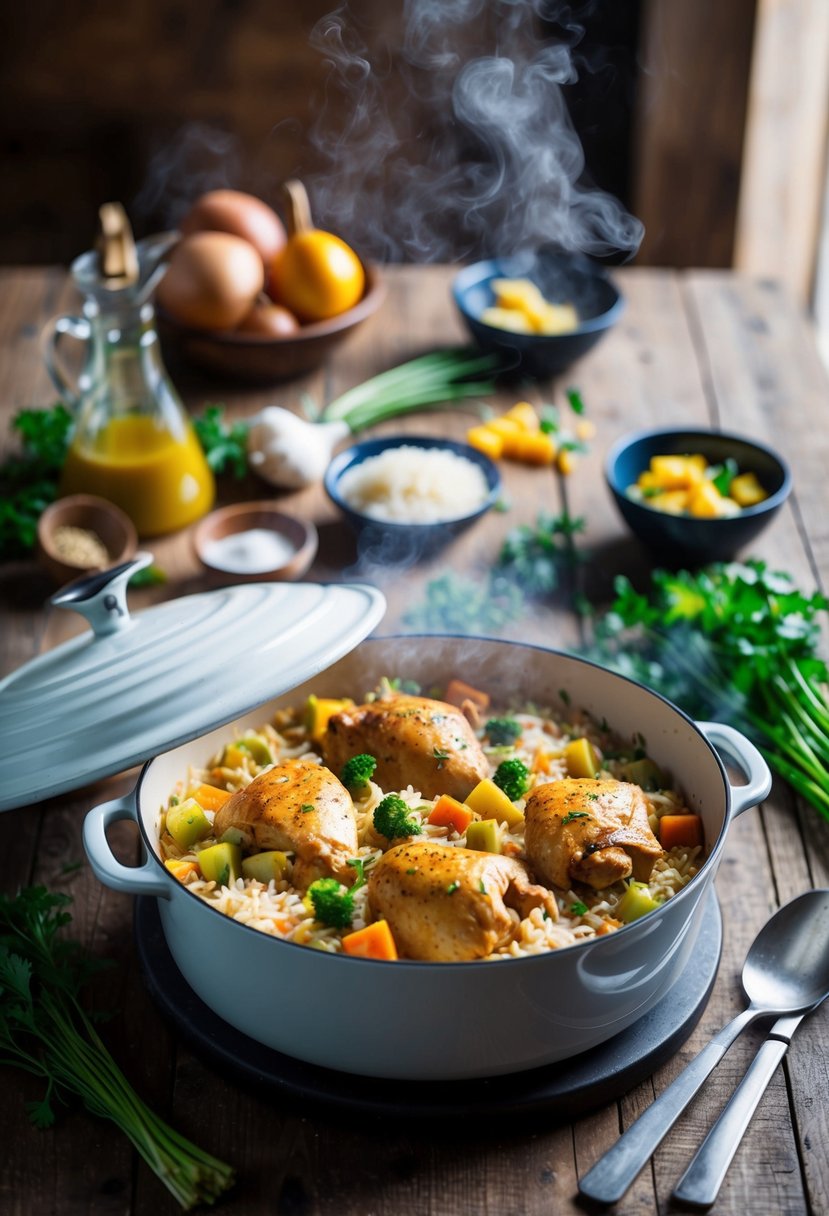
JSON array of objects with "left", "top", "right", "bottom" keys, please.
[{"left": 246, "top": 408, "right": 350, "bottom": 490}]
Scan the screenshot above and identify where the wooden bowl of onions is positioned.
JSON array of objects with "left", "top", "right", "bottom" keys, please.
[{"left": 158, "top": 264, "right": 384, "bottom": 383}]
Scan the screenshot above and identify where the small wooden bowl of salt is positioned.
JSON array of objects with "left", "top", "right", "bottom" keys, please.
[
  {"left": 193, "top": 502, "right": 318, "bottom": 584},
  {"left": 37, "top": 494, "right": 138, "bottom": 586}
]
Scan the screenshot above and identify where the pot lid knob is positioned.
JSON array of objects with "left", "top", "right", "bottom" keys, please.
[{"left": 50, "top": 552, "right": 153, "bottom": 637}]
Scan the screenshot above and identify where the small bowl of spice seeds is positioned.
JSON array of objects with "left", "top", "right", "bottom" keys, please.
[{"left": 37, "top": 494, "right": 138, "bottom": 586}]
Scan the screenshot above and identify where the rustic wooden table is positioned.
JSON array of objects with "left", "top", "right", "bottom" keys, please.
[{"left": 1, "top": 265, "right": 828, "bottom": 1216}]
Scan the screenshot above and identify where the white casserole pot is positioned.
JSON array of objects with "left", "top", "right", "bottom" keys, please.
[{"left": 84, "top": 636, "right": 770, "bottom": 1081}]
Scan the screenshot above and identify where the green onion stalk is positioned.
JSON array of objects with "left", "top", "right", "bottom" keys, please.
[
  {"left": 0, "top": 887, "right": 235, "bottom": 1209},
  {"left": 246, "top": 349, "right": 500, "bottom": 489}
]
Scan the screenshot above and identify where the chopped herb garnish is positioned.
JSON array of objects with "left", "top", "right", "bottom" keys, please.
[
  {"left": 406, "top": 867, "right": 418, "bottom": 876},
  {"left": 561, "top": 810, "right": 591, "bottom": 824},
  {"left": 300, "top": 803, "right": 315, "bottom": 813},
  {"left": 446, "top": 880, "right": 460, "bottom": 895},
  {"left": 479, "top": 880, "right": 487, "bottom": 894},
  {"left": 433, "top": 747, "right": 450, "bottom": 769},
  {"left": 559, "top": 689, "right": 571, "bottom": 705},
  {"left": 571, "top": 900, "right": 588, "bottom": 916}
]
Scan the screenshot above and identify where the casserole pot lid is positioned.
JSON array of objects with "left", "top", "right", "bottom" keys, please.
[{"left": 0, "top": 554, "right": 386, "bottom": 812}]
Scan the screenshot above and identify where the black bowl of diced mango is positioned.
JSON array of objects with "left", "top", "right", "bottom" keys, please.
[{"left": 605, "top": 427, "right": 792, "bottom": 565}]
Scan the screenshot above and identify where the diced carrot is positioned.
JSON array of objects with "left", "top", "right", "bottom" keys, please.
[
  {"left": 532, "top": 750, "right": 552, "bottom": 775},
  {"left": 659, "top": 814, "right": 704, "bottom": 850},
  {"left": 189, "top": 783, "right": 233, "bottom": 813},
  {"left": 596, "top": 918, "right": 622, "bottom": 936},
  {"left": 428, "top": 795, "right": 474, "bottom": 834},
  {"left": 342, "top": 920, "right": 398, "bottom": 960},
  {"left": 164, "top": 859, "right": 199, "bottom": 882},
  {"left": 445, "top": 679, "right": 490, "bottom": 711},
  {"left": 467, "top": 425, "right": 503, "bottom": 460}
]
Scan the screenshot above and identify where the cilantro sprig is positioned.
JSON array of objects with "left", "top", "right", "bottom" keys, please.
[{"left": 0, "top": 886, "right": 235, "bottom": 1207}]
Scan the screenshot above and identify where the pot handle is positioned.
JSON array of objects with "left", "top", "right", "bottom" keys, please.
[
  {"left": 696, "top": 721, "right": 772, "bottom": 818},
  {"left": 83, "top": 791, "right": 171, "bottom": 898}
]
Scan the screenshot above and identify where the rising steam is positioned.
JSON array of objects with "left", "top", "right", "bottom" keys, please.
[{"left": 304, "top": 0, "right": 644, "bottom": 262}]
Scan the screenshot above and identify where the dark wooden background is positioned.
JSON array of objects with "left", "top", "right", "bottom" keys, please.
[{"left": 1, "top": 0, "right": 759, "bottom": 271}]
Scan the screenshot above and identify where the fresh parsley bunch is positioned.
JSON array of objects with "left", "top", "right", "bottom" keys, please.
[{"left": 587, "top": 560, "right": 829, "bottom": 821}]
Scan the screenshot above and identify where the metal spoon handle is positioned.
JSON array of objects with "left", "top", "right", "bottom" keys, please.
[
  {"left": 672, "top": 1015, "right": 804, "bottom": 1208},
  {"left": 578, "top": 1009, "right": 757, "bottom": 1205}
]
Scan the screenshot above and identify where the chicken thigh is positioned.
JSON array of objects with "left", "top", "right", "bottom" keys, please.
[
  {"left": 367, "top": 841, "right": 558, "bottom": 961},
  {"left": 524, "top": 777, "right": 663, "bottom": 891},
  {"left": 321, "top": 694, "right": 489, "bottom": 801},
  {"left": 213, "top": 758, "right": 358, "bottom": 890}
]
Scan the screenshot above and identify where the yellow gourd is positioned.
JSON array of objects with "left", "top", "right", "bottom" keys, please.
[{"left": 269, "top": 180, "right": 365, "bottom": 322}]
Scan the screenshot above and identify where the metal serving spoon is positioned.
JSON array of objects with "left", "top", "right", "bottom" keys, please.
[
  {"left": 671, "top": 991, "right": 828, "bottom": 1207},
  {"left": 578, "top": 889, "right": 829, "bottom": 1206}
]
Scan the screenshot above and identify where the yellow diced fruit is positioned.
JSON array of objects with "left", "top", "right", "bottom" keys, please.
[
  {"left": 535, "top": 302, "right": 579, "bottom": 335},
  {"left": 557, "top": 448, "right": 577, "bottom": 476},
  {"left": 165, "top": 799, "right": 212, "bottom": 848},
  {"left": 730, "top": 472, "right": 768, "bottom": 507},
  {"left": 649, "top": 455, "right": 705, "bottom": 490},
  {"left": 504, "top": 402, "right": 540, "bottom": 432},
  {"left": 464, "top": 778, "right": 525, "bottom": 828},
  {"left": 491, "top": 278, "right": 546, "bottom": 311},
  {"left": 305, "top": 696, "right": 353, "bottom": 742},
  {"left": 504, "top": 432, "right": 557, "bottom": 466},
  {"left": 648, "top": 490, "right": 690, "bottom": 515},
  {"left": 687, "top": 481, "right": 737, "bottom": 518},
  {"left": 467, "top": 425, "right": 504, "bottom": 460},
  {"left": 481, "top": 306, "right": 534, "bottom": 334},
  {"left": 465, "top": 818, "right": 503, "bottom": 854},
  {"left": 485, "top": 416, "right": 523, "bottom": 439},
  {"left": 564, "top": 737, "right": 600, "bottom": 779},
  {"left": 241, "top": 851, "right": 289, "bottom": 884}
]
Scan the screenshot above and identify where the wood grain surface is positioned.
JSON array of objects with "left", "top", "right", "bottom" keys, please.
[{"left": 1, "top": 265, "right": 827, "bottom": 1216}]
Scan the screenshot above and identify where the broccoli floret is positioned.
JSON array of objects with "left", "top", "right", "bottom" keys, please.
[
  {"left": 340, "top": 753, "right": 377, "bottom": 794},
  {"left": 373, "top": 794, "right": 419, "bottom": 840},
  {"left": 492, "top": 757, "right": 531, "bottom": 801},
  {"left": 485, "top": 717, "right": 522, "bottom": 746},
  {"left": 306, "top": 877, "right": 355, "bottom": 929}
]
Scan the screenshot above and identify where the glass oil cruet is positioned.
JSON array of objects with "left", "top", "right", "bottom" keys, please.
[{"left": 44, "top": 203, "right": 215, "bottom": 537}]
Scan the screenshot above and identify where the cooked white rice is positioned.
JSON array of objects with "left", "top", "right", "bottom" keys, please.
[{"left": 337, "top": 445, "right": 489, "bottom": 523}]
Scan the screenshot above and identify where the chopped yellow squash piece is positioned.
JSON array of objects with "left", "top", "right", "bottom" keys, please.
[
  {"left": 241, "top": 851, "right": 290, "bottom": 884},
  {"left": 491, "top": 277, "right": 546, "bottom": 311},
  {"left": 534, "top": 302, "right": 579, "bottom": 335},
  {"left": 687, "top": 481, "right": 740, "bottom": 518},
  {"left": 504, "top": 401, "right": 540, "bottom": 431},
  {"left": 464, "top": 778, "right": 525, "bottom": 828},
  {"left": 564, "top": 737, "right": 600, "bottom": 779},
  {"left": 165, "top": 799, "right": 212, "bottom": 849},
  {"left": 503, "top": 431, "right": 557, "bottom": 465},
  {"left": 305, "top": 695, "right": 353, "bottom": 742},
  {"left": 464, "top": 818, "right": 503, "bottom": 854},
  {"left": 649, "top": 455, "right": 706, "bottom": 490},
  {"left": 648, "top": 490, "right": 691, "bottom": 515},
  {"left": 197, "top": 842, "right": 242, "bottom": 887}
]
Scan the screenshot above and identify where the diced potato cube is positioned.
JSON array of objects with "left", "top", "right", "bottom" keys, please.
[
  {"left": 481, "top": 306, "right": 534, "bottom": 334},
  {"left": 730, "top": 472, "right": 768, "bottom": 507},
  {"left": 564, "top": 738, "right": 600, "bottom": 778},
  {"left": 464, "top": 778, "right": 525, "bottom": 828}
]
